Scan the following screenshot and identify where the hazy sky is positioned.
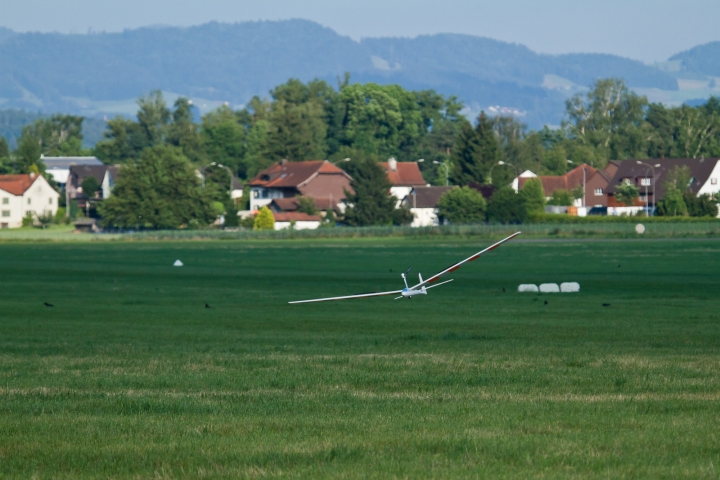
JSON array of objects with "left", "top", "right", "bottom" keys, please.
[{"left": 2, "top": 0, "right": 719, "bottom": 63}]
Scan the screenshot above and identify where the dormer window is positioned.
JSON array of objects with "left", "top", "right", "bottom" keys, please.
[
  {"left": 594, "top": 188, "right": 603, "bottom": 196},
  {"left": 640, "top": 178, "right": 651, "bottom": 186}
]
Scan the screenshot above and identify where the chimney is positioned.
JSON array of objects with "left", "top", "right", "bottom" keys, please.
[
  {"left": 29, "top": 172, "right": 36, "bottom": 179},
  {"left": 281, "top": 159, "right": 288, "bottom": 166},
  {"left": 388, "top": 157, "right": 397, "bottom": 171}
]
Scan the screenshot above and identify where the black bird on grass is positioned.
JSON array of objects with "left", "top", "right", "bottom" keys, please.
[
  {"left": 544, "top": 300, "right": 548, "bottom": 305},
  {"left": 502, "top": 287, "right": 506, "bottom": 293},
  {"left": 44, "top": 302, "right": 53, "bottom": 307},
  {"left": 205, "top": 303, "right": 211, "bottom": 309},
  {"left": 602, "top": 303, "right": 611, "bottom": 307}
]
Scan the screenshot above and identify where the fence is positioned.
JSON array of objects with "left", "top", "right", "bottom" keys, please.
[{"left": 123, "top": 221, "right": 720, "bottom": 241}]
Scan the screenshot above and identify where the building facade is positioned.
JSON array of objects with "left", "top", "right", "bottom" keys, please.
[{"left": 0, "top": 174, "right": 59, "bottom": 228}]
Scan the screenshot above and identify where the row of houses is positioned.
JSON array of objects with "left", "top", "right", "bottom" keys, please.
[
  {"left": 3, "top": 154, "right": 719, "bottom": 229},
  {"left": 517, "top": 157, "right": 720, "bottom": 216}
]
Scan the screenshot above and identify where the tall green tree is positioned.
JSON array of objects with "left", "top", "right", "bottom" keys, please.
[
  {"left": 342, "top": 156, "right": 396, "bottom": 226},
  {"left": 99, "top": 145, "right": 214, "bottom": 229},
  {"left": 450, "top": 113, "right": 501, "bottom": 185},
  {"left": 520, "top": 177, "right": 546, "bottom": 214},
  {"left": 166, "top": 97, "right": 203, "bottom": 163},
  {"left": 0, "top": 136, "right": 9, "bottom": 159},
  {"left": 21, "top": 115, "right": 85, "bottom": 157},
  {"left": 486, "top": 187, "right": 527, "bottom": 223},
  {"left": 136, "top": 90, "right": 171, "bottom": 147},
  {"left": 15, "top": 132, "right": 43, "bottom": 173}
]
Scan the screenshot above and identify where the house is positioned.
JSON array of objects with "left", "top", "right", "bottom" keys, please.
[
  {"left": 268, "top": 197, "right": 336, "bottom": 213},
  {"left": 101, "top": 166, "right": 121, "bottom": 200},
  {"left": 511, "top": 170, "right": 537, "bottom": 192},
  {"left": 584, "top": 162, "right": 619, "bottom": 208},
  {"left": 380, "top": 158, "right": 427, "bottom": 207},
  {"left": 401, "top": 186, "right": 454, "bottom": 227},
  {"left": 273, "top": 211, "right": 322, "bottom": 230},
  {"left": 0, "top": 173, "right": 59, "bottom": 228},
  {"left": 605, "top": 158, "right": 720, "bottom": 215},
  {"left": 40, "top": 156, "right": 104, "bottom": 188},
  {"left": 518, "top": 164, "right": 598, "bottom": 209},
  {"left": 248, "top": 160, "right": 353, "bottom": 212}
]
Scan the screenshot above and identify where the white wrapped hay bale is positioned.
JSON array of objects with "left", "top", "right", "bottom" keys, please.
[
  {"left": 560, "top": 282, "right": 580, "bottom": 293},
  {"left": 539, "top": 283, "right": 560, "bottom": 293},
  {"left": 518, "top": 284, "right": 539, "bottom": 293}
]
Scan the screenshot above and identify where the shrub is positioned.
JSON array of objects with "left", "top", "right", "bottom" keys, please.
[
  {"left": 547, "top": 189, "right": 573, "bottom": 206},
  {"left": 487, "top": 187, "right": 526, "bottom": 223},
  {"left": 21, "top": 212, "right": 34, "bottom": 227},
  {"left": 520, "top": 178, "right": 545, "bottom": 214},
  {"left": 656, "top": 189, "right": 688, "bottom": 217},
  {"left": 253, "top": 206, "right": 275, "bottom": 230},
  {"left": 615, "top": 180, "right": 640, "bottom": 206},
  {"left": 437, "top": 186, "right": 486, "bottom": 224},
  {"left": 683, "top": 192, "right": 718, "bottom": 217},
  {"left": 296, "top": 196, "right": 318, "bottom": 216}
]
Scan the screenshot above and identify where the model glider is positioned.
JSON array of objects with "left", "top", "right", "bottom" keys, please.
[{"left": 289, "top": 231, "right": 521, "bottom": 304}]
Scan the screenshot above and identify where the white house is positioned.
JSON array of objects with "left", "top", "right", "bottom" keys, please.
[
  {"left": 273, "top": 211, "right": 322, "bottom": 230},
  {"left": 0, "top": 173, "right": 59, "bottom": 228},
  {"left": 380, "top": 158, "right": 427, "bottom": 207},
  {"left": 402, "top": 186, "right": 454, "bottom": 227},
  {"left": 512, "top": 170, "right": 537, "bottom": 192}
]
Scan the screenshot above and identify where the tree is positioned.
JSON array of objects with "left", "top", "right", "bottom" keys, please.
[
  {"left": 81, "top": 176, "right": 100, "bottom": 198},
  {"left": 436, "top": 187, "right": 486, "bottom": 224},
  {"left": 342, "top": 156, "right": 396, "bottom": 226},
  {"left": 98, "top": 145, "right": 214, "bottom": 229},
  {"left": 136, "top": 90, "right": 171, "bottom": 147},
  {"left": 23, "top": 115, "right": 85, "bottom": 156},
  {"left": 656, "top": 189, "right": 688, "bottom": 217},
  {"left": 166, "top": 97, "right": 203, "bottom": 163},
  {"left": 296, "top": 196, "right": 318, "bottom": 215},
  {"left": 264, "top": 99, "right": 327, "bottom": 161},
  {"left": 15, "top": 132, "right": 43, "bottom": 173},
  {"left": 94, "top": 117, "right": 147, "bottom": 164},
  {"left": 547, "top": 189, "right": 574, "bottom": 206},
  {"left": 520, "top": 177, "right": 546, "bottom": 214},
  {"left": 683, "top": 192, "right": 718, "bottom": 217},
  {"left": 664, "top": 165, "right": 693, "bottom": 192},
  {"left": 486, "top": 187, "right": 527, "bottom": 223},
  {"left": 0, "top": 136, "right": 10, "bottom": 158},
  {"left": 450, "top": 113, "right": 501, "bottom": 185},
  {"left": 253, "top": 206, "right": 275, "bottom": 230},
  {"left": 391, "top": 205, "right": 414, "bottom": 226},
  {"left": 564, "top": 78, "right": 648, "bottom": 160},
  {"left": 614, "top": 180, "right": 640, "bottom": 206},
  {"left": 321, "top": 208, "right": 336, "bottom": 227}
]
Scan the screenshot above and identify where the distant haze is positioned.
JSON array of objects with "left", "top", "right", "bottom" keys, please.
[{"left": 2, "top": 0, "right": 720, "bottom": 63}]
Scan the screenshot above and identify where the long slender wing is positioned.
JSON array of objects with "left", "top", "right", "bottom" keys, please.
[
  {"left": 289, "top": 289, "right": 403, "bottom": 304},
  {"left": 410, "top": 232, "right": 521, "bottom": 289}
]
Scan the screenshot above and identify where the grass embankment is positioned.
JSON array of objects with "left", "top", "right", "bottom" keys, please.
[
  {"left": 3, "top": 218, "right": 720, "bottom": 242},
  {"left": 0, "top": 239, "right": 719, "bottom": 477}
]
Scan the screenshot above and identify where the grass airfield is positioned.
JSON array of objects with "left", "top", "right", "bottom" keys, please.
[{"left": 1, "top": 237, "right": 719, "bottom": 478}]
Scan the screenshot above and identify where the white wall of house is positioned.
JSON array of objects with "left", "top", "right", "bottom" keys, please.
[
  {"left": 698, "top": 160, "right": 720, "bottom": 197},
  {"left": 274, "top": 220, "right": 321, "bottom": 230},
  {"left": 607, "top": 206, "right": 644, "bottom": 216},
  {"left": 409, "top": 207, "right": 440, "bottom": 227},
  {"left": 250, "top": 187, "right": 284, "bottom": 211},
  {"left": 390, "top": 186, "right": 413, "bottom": 208},
  {"left": 0, "top": 176, "right": 59, "bottom": 228}
]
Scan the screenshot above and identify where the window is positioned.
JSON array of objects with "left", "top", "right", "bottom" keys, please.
[
  {"left": 712, "top": 178, "right": 717, "bottom": 185},
  {"left": 48, "top": 198, "right": 52, "bottom": 205},
  {"left": 27, "top": 198, "right": 31, "bottom": 205},
  {"left": 1, "top": 198, "right": 7, "bottom": 204},
  {"left": 640, "top": 178, "right": 651, "bottom": 186},
  {"left": 594, "top": 188, "right": 603, "bottom": 196},
  {"left": 1, "top": 210, "right": 9, "bottom": 217}
]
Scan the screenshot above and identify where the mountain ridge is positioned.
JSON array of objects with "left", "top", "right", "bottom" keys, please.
[{"left": 0, "top": 19, "right": 717, "bottom": 129}]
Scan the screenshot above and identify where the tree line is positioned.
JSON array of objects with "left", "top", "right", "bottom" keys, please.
[{"left": 1, "top": 76, "right": 719, "bottom": 228}]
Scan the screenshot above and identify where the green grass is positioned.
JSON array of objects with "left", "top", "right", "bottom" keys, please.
[{"left": 1, "top": 238, "right": 719, "bottom": 478}]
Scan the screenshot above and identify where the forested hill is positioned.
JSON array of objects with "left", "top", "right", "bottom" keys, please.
[{"left": 0, "top": 20, "right": 714, "bottom": 128}]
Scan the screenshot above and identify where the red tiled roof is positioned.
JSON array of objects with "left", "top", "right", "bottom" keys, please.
[
  {"left": 518, "top": 164, "right": 597, "bottom": 196},
  {"left": 0, "top": 174, "right": 40, "bottom": 196},
  {"left": 380, "top": 161, "right": 426, "bottom": 186},
  {"left": 272, "top": 211, "right": 322, "bottom": 222},
  {"left": 249, "top": 160, "right": 350, "bottom": 188}
]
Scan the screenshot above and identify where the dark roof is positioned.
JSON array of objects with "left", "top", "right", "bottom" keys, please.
[
  {"left": 380, "top": 161, "right": 426, "bottom": 186},
  {"left": 41, "top": 156, "right": 103, "bottom": 169},
  {"left": 249, "top": 160, "right": 350, "bottom": 188},
  {"left": 606, "top": 158, "right": 720, "bottom": 199},
  {"left": 468, "top": 183, "right": 497, "bottom": 199},
  {"left": 404, "top": 186, "right": 454, "bottom": 208},
  {"left": 269, "top": 197, "right": 339, "bottom": 212},
  {"left": 69, "top": 165, "right": 108, "bottom": 183}
]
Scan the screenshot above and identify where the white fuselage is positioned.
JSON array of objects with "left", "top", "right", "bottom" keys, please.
[{"left": 401, "top": 286, "right": 427, "bottom": 298}]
